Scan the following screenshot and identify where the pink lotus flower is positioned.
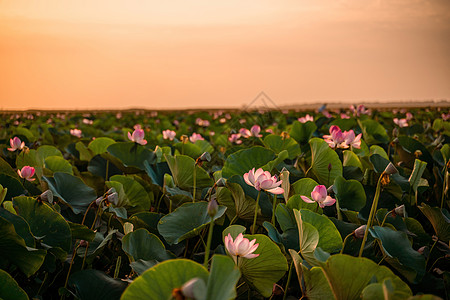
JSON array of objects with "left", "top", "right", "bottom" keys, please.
[
  {"left": 406, "top": 112, "right": 413, "bottom": 121},
  {"left": 133, "top": 124, "right": 142, "bottom": 130},
  {"left": 301, "top": 185, "right": 336, "bottom": 208},
  {"left": 343, "top": 130, "right": 362, "bottom": 149},
  {"left": 8, "top": 137, "right": 25, "bottom": 152},
  {"left": 224, "top": 233, "right": 259, "bottom": 264},
  {"left": 189, "top": 133, "right": 204, "bottom": 143},
  {"left": 393, "top": 118, "right": 408, "bottom": 128},
  {"left": 70, "top": 129, "right": 82, "bottom": 138},
  {"left": 162, "top": 129, "right": 176, "bottom": 141},
  {"left": 195, "top": 118, "right": 210, "bottom": 127},
  {"left": 350, "top": 104, "right": 369, "bottom": 116},
  {"left": 442, "top": 113, "right": 450, "bottom": 121},
  {"left": 228, "top": 133, "right": 242, "bottom": 144},
  {"left": 128, "top": 129, "right": 147, "bottom": 145},
  {"left": 298, "top": 114, "right": 314, "bottom": 123},
  {"left": 82, "top": 118, "right": 93, "bottom": 125},
  {"left": 323, "top": 125, "right": 345, "bottom": 148},
  {"left": 240, "top": 125, "right": 262, "bottom": 138},
  {"left": 17, "top": 166, "right": 35, "bottom": 182},
  {"left": 340, "top": 113, "right": 351, "bottom": 119},
  {"left": 243, "top": 168, "right": 284, "bottom": 194}
]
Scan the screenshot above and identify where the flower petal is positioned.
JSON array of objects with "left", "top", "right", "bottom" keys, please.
[{"left": 301, "top": 196, "right": 315, "bottom": 203}]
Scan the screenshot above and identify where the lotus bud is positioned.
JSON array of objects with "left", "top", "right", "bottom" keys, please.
[
  {"left": 393, "top": 205, "right": 406, "bottom": 217},
  {"left": 40, "top": 190, "right": 54, "bottom": 204},
  {"left": 392, "top": 127, "right": 399, "bottom": 138},
  {"left": 199, "top": 152, "right": 211, "bottom": 162},
  {"left": 417, "top": 246, "right": 426, "bottom": 255},
  {"left": 95, "top": 196, "right": 104, "bottom": 206},
  {"left": 383, "top": 162, "right": 398, "bottom": 175},
  {"left": 215, "top": 178, "right": 226, "bottom": 187},
  {"left": 180, "top": 277, "right": 206, "bottom": 299},
  {"left": 207, "top": 199, "right": 218, "bottom": 217},
  {"left": 353, "top": 225, "right": 366, "bottom": 239},
  {"left": 107, "top": 192, "right": 119, "bottom": 206},
  {"left": 328, "top": 163, "right": 332, "bottom": 172},
  {"left": 123, "top": 222, "right": 134, "bottom": 235}
]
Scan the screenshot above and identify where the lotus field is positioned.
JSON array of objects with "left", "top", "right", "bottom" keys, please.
[{"left": 1, "top": 106, "right": 450, "bottom": 300}]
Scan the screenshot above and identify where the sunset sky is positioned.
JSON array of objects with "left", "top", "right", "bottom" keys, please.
[{"left": 1, "top": 0, "right": 449, "bottom": 110}]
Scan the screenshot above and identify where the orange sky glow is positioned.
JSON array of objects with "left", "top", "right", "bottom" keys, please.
[{"left": 1, "top": 0, "right": 449, "bottom": 110}]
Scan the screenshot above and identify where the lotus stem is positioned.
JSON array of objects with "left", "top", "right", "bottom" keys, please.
[
  {"left": 358, "top": 174, "right": 383, "bottom": 257},
  {"left": 441, "top": 163, "right": 448, "bottom": 209},
  {"left": 252, "top": 190, "right": 262, "bottom": 234},
  {"left": 335, "top": 197, "right": 342, "bottom": 220},
  {"left": 271, "top": 194, "right": 277, "bottom": 226},
  {"left": 282, "top": 261, "right": 294, "bottom": 300},
  {"left": 203, "top": 219, "right": 214, "bottom": 268},
  {"left": 193, "top": 165, "right": 197, "bottom": 202},
  {"left": 61, "top": 243, "right": 82, "bottom": 300},
  {"left": 114, "top": 256, "right": 121, "bottom": 278},
  {"left": 340, "top": 232, "right": 354, "bottom": 254}
]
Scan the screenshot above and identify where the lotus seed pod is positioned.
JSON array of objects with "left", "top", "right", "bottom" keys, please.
[
  {"left": 207, "top": 199, "right": 218, "bottom": 217},
  {"left": 354, "top": 225, "right": 366, "bottom": 239}
]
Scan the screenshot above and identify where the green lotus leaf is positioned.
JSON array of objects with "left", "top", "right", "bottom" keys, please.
[
  {"left": 43, "top": 172, "right": 97, "bottom": 214},
  {"left": 309, "top": 138, "right": 343, "bottom": 187},
  {"left": 359, "top": 119, "right": 389, "bottom": 145},
  {"left": 343, "top": 150, "right": 363, "bottom": 170},
  {"left": 263, "top": 134, "right": 301, "bottom": 159},
  {"left": 164, "top": 154, "right": 213, "bottom": 191},
  {"left": 293, "top": 209, "right": 321, "bottom": 266},
  {"left": 221, "top": 146, "right": 275, "bottom": 178},
  {"left": 122, "top": 228, "right": 174, "bottom": 262},
  {"left": 0, "top": 269, "right": 29, "bottom": 300},
  {"left": 398, "top": 136, "right": 433, "bottom": 166},
  {"left": 157, "top": 201, "right": 226, "bottom": 244},
  {"left": 300, "top": 209, "right": 342, "bottom": 253},
  {"left": 205, "top": 255, "right": 241, "bottom": 300},
  {"left": 238, "top": 234, "right": 288, "bottom": 297},
  {"left": 44, "top": 156, "right": 73, "bottom": 175},
  {"left": 216, "top": 183, "right": 256, "bottom": 222},
  {"left": 88, "top": 137, "right": 116, "bottom": 155},
  {"left": 108, "top": 175, "right": 152, "bottom": 213},
  {"left": 107, "top": 142, "right": 155, "bottom": 170},
  {"left": 68, "top": 221, "right": 96, "bottom": 242},
  {"left": 289, "top": 120, "right": 317, "bottom": 144},
  {"left": 68, "top": 269, "right": 127, "bottom": 300},
  {"left": 0, "top": 216, "right": 46, "bottom": 277},
  {"left": 0, "top": 174, "right": 25, "bottom": 202},
  {"left": 0, "top": 156, "right": 20, "bottom": 179},
  {"left": 333, "top": 175, "right": 366, "bottom": 211},
  {"left": 0, "top": 208, "right": 35, "bottom": 247},
  {"left": 129, "top": 212, "right": 163, "bottom": 236},
  {"left": 75, "top": 141, "right": 94, "bottom": 161},
  {"left": 121, "top": 259, "right": 209, "bottom": 300},
  {"left": 409, "top": 159, "right": 427, "bottom": 193},
  {"left": 174, "top": 140, "right": 214, "bottom": 159},
  {"left": 369, "top": 226, "right": 426, "bottom": 282},
  {"left": 419, "top": 204, "right": 450, "bottom": 243},
  {"left": 13, "top": 196, "right": 72, "bottom": 252}
]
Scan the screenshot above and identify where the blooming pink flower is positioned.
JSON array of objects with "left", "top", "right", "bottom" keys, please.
[
  {"left": 405, "top": 112, "right": 413, "bottom": 121},
  {"left": 393, "top": 118, "right": 408, "bottom": 128},
  {"left": 301, "top": 185, "right": 336, "bottom": 208},
  {"left": 240, "top": 125, "right": 262, "bottom": 138},
  {"left": 133, "top": 124, "right": 142, "bottom": 130},
  {"left": 162, "top": 129, "right": 176, "bottom": 141},
  {"left": 70, "top": 129, "right": 82, "bottom": 138},
  {"left": 128, "top": 129, "right": 147, "bottom": 145},
  {"left": 228, "top": 133, "right": 242, "bottom": 144},
  {"left": 8, "top": 137, "right": 25, "bottom": 152},
  {"left": 265, "top": 128, "right": 274, "bottom": 134},
  {"left": 350, "top": 104, "right": 369, "bottom": 116},
  {"left": 342, "top": 130, "right": 362, "bottom": 149},
  {"left": 17, "top": 166, "right": 35, "bottom": 182},
  {"left": 224, "top": 233, "right": 259, "bottom": 264},
  {"left": 195, "top": 118, "right": 210, "bottom": 127},
  {"left": 298, "top": 114, "right": 314, "bottom": 123},
  {"left": 189, "top": 133, "right": 204, "bottom": 143},
  {"left": 323, "top": 125, "right": 345, "bottom": 148},
  {"left": 340, "top": 113, "right": 351, "bottom": 119},
  {"left": 239, "top": 128, "right": 251, "bottom": 138},
  {"left": 243, "top": 168, "right": 284, "bottom": 194},
  {"left": 82, "top": 118, "right": 93, "bottom": 125},
  {"left": 442, "top": 113, "right": 450, "bottom": 121}
]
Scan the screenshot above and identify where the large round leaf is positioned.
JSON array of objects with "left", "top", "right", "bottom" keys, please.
[
  {"left": 107, "top": 142, "right": 155, "bottom": 170},
  {"left": 43, "top": 172, "right": 97, "bottom": 214},
  {"left": 289, "top": 120, "right": 317, "bottom": 144},
  {"left": 359, "top": 119, "right": 389, "bottom": 145},
  {"left": 157, "top": 202, "right": 226, "bottom": 244},
  {"left": 0, "top": 174, "right": 25, "bottom": 202},
  {"left": 108, "top": 175, "right": 152, "bottom": 213},
  {"left": 88, "top": 137, "right": 116, "bottom": 155},
  {"left": 68, "top": 269, "right": 127, "bottom": 300},
  {"left": 13, "top": 196, "right": 72, "bottom": 252},
  {"left": 0, "top": 217, "right": 46, "bottom": 277},
  {"left": 293, "top": 209, "right": 321, "bottom": 266},
  {"left": 164, "top": 154, "right": 213, "bottom": 190},
  {"left": 221, "top": 146, "right": 275, "bottom": 178},
  {"left": 0, "top": 208, "right": 35, "bottom": 247},
  {"left": 122, "top": 228, "right": 174, "bottom": 262},
  {"left": 238, "top": 234, "right": 288, "bottom": 297},
  {"left": 418, "top": 204, "right": 450, "bottom": 243},
  {"left": 44, "top": 156, "right": 73, "bottom": 175},
  {"left": 0, "top": 269, "right": 28, "bottom": 300},
  {"left": 300, "top": 209, "right": 342, "bottom": 253},
  {"left": 369, "top": 226, "right": 426, "bottom": 282},
  {"left": 333, "top": 175, "right": 366, "bottom": 211},
  {"left": 205, "top": 255, "right": 241, "bottom": 300},
  {"left": 263, "top": 134, "right": 301, "bottom": 159},
  {"left": 317, "top": 254, "right": 411, "bottom": 300},
  {"left": 121, "top": 259, "right": 209, "bottom": 300},
  {"left": 309, "top": 138, "right": 343, "bottom": 187}
]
